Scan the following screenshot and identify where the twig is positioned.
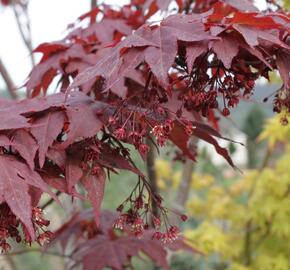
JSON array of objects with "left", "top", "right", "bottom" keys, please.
[
  {"left": 41, "top": 191, "right": 62, "bottom": 210},
  {"left": 0, "top": 57, "right": 18, "bottom": 99},
  {"left": 1, "top": 248, "right": 71, "bottom": 259}
]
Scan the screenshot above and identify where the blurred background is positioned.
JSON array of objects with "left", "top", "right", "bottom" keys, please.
[{"left": 0, "top": 0, "right": 289, "bottom": 269}]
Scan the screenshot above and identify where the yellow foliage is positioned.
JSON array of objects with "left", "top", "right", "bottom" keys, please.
[
  {"left": 258, "top": 113, "right": 290, "bottom": 149},
  {"left": 208, "top": 195, "right": 233, "bottom": 219},
  {"left": 284, "top": 0, "right": 290, "bottom": 10},
  {"left": 207, "top": 186, "right": 226, "bottom": 201},
  {"left": 184, "top": 222, "right": 231, "bottom": 257},
  {"left": 155, "top": 159, "right": 172, "bottom": 179},
  {"left": 191, "top": 172, "right": 214, "bottom": 190},
  {"left": 229, "top": 263, "right": 252, "bottom": 270},
  {"left": 157, "top": 177, "right": 166, "bottom": 190},
  {"left": 154, "top": 114, "right": 290, "bottom": 269},
  {"left": 268, "top": 71, "right": 282, "bottom": 84},
  {"left": 172, "top": 171, "right": 181, "bottom": 188},
  {"left": 186, "top": 195, "right": 205, "bottom": 216},
  {"left": 254, "top": 254, "right": 289, "bottom": 270},
  {"left": 182, "top": 114, "right": 290, "bottom": 269}
]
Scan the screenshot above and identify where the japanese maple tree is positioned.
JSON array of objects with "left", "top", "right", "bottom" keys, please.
[{"left": 0, "top": 0, "right": 289, "bottom": 269}]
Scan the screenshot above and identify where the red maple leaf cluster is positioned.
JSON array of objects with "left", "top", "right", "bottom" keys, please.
[
  {"left": 0, "top": 204, "right": 52, "bottom": 252},
  {"left": 49, "top": 210, "right": 197, "bottom": 270},
  {"left": 0, "top": 2, "right": 289, "bottom": 266}
]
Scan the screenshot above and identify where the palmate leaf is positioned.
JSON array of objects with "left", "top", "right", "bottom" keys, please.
[
  {"left": 168, "top": 121, "right": 237, "bottom": 168},
  {"left": 69, "top": 15, "right": 216, "bottom": 91},
  {"left": 66, "top": 157, "right": 83, "bottom": 194},
  {"left": 73, "top": 235, "right": 170, "bottom": 270},
  {"left": 1, "top": 0, "right": 289, "bottom": 256},
  {"left": 27, "top": 43, "right": 97, "bottom": 96},
  {"left": 186, "top": 42, "right": 208, "bottom": 73},
  {"left": 25, "top": 4, "right": 142, "bottom": 98},
  {"left": 69, "top": 9, "right": 289, "bottom": 95},
  {"left": 31, "top": 111, "right": 65, "bottom": 168},
  {"left": 50, "top": 210, "right": 197, "bottom": 270},
  {"left": 0, "top": 131, "right": 38, "bottom": 170},
  {"left": 81, "top": 170, "right": 106, "bottom": 227},
  {"left": 223, "top": 0, "right": 258, "bottom": 12},
  {"left": 61, "top": 100, "right": 102, "bottom": 148},
  {"left": 76, "top": 19, "right": 132, "bottom": 43},
  {"left": 0, "top": 92, "right": 107, "bottom": 237},
  {"left": 0, "top": 106, "right": 30, "bottom": 130},
  {"left": 211, "top": 34, "right": 239, "bottom": 69},
  {"left": 0, "top": 155, "right": 58, "bottom": 239},
  {"left": 11, "top": 130, "right": 38, "bottom": 170}
]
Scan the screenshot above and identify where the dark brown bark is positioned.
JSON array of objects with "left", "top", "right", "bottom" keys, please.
[{"left": 0, "top": 58, "right": 18, "bottom": 99}]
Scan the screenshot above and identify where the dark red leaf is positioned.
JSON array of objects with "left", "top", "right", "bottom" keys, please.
[
  {"left": 223, "top": 0, "right": 258, "bottom": 12},
  {"left": 81, "top": 169, "right": 106, "bottom": 227},
  {"left": 0, "top": 155, "right": 58, "bottom": 239},
  {"left": 78, "top": 236, "right": 169, "bottom": 270},
  {"left": 276, "top": 50, "right": 290, "bottom": 89},
  {"left": 31, "top": 111, "right": 65, "bottom": 168},
  {"left": 230, "top": 12, "right": 281, "bottom": 28},
  {"left": 186, "top": 42, "right": 208, "bottom": 73},
  {"left": 11, "top": 130, "right": 38, "bottom": 170},
  {"left": 233, "top": 24, "right": 288, "bottom": 48},
  {"left": 169, "top": 122, "right": 197, "bottom": 161},
  {"left": 62, "top": 101, "right": 102, "bottom": 148},
  {"left": 212, "top": 34, "right": 239, "bottom": 69},
  {"left": 66, "top": 157, "right": 83, "bottom": 193},
  {"left": 46, "top": 147, "right": 66, "bottom": 170}
]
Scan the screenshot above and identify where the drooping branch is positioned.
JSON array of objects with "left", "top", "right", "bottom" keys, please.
[{"left": 0, "top": 57, "right": 18, "bottom": 99}]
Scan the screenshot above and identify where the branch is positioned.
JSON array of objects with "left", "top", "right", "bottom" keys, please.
[
  {"left": 174, "top": 159, "right": 194, "bottom": 210},
  {"left": 243, "top": 145, "right": 273, "bottom": 266},
  {"left": 184, "top": 0, "right": 194, "bottom": 14},
  {"left": 41, "top": 191, "right": 62, "bottom": 210},
  {"left": 12, "top": 2, "right": 35, "bottom": 66},
  {"left": 170, "top": 138, "right": 197, "bottom": 225},
  {"left": 1, "top": 248, "right": 70, "bottom": 259},
  {"left": 3, "top": 255, "right": 17, "bottom": 270},
  {"left": 91, "top": 0, "right": 97, "bottom": 9},
  {"left": 0, "top": 57, "right": 18, "bottom": 99},
  {"left": 146, "top": 136, "right": 159, "bottom": 219},
  {"left": 244, "top": 220, "right": 252, "bottom": 265}
]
